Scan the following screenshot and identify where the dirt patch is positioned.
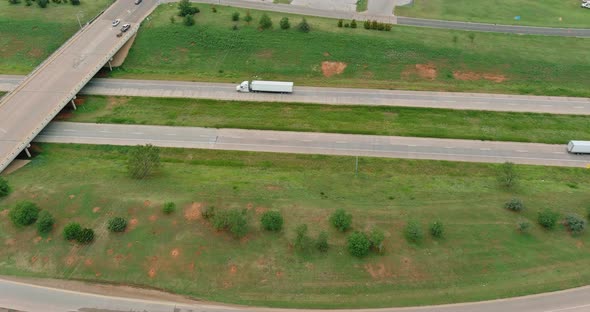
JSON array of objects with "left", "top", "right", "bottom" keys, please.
[
  {"left": 323, "top": 51, "right": 331, "bottom": 57},
  {"left": 171, "top": 248, "right": 180, "bottom": 258},
  {"left": 84, "top": 258, "right": 93, "bottom": 266},
  {"left": 149, "top": 215, "right": 158, "bottom": 222},
  {"left": 128, "top": 218, "right": 139, "bottom": 230},
  {"left": 276, "top": 271, "right": 284, "bottom": 278},
  {"left": 5, "top": 238, "right": 15, "bottom": 246},
  {"left": 148, "top": 268, "right": 157, "bottom": 278},
  {"left": 256, "top": 49, "right": 274, "bottom": 59},
  {"left": 144, "top": 200, "right": 151, "bottom": 207},
  {"left": 0, "top": 210, "right": 9, "bottom": 217},
  {"left": 229, "top": 264, "right": 238, "bottom": 274},
  {"left": 365, "top": 263, "right": 391, "bottom": 279},
  {"left": 28, "top": 48, "right": 43, "bottom": 58},
  {"left": 255, "top": 207, "right": 268, "bottom": 215},
  {"left": 107, "top": 249, "right": 114, "bottom": 255},
  {"left": 92, "top": 207, "right": 101, "bottom": 213},
  {"left": 453, "top": 71, "right": 506, "bottom": 83},
  {"left": 65, "top": 256, "right": 77, "bottom": 267},
  {"left": 184, "top": 202, "right": 203, "bottom": 221},
  {"left": 403, "top": 63, "right": 438, "bottom": 80},
  {"left": 31, "top": 256, "right": 38, "bottom": 264},
  {"left": 246, "top": 203, "right": 254, "bottom": 210},
  {"left": 33, "top": 236, "right": 43, "bottom": 244},
  {"left": 69, "top": 195, "right": 76, "bottom": 199},
  {"left": 127, "top": 242, "right": 133, "bottom": 248},
  {"left": 576, "top": 241, "right": 584, "bottom": 249},
  {"left": 321, "top": 61, "right": 348, "bottom": 77},
  {"left": 265, "top": 185, "right": 282, "bottom": 191}
]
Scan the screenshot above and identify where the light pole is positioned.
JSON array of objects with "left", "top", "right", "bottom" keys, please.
[{"left": 76, "top": 11, "right": 85, "bottom": 29}]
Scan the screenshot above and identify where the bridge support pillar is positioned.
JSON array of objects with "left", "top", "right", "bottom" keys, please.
[
  {"left": 71, "top": 97, "right": 77, "bottom": 110},
  {"left": 25, "top": 144, "right": 31, "bottom": 158},
  {"left": 108, "top": 58, "right": 113, "bottom": 71}
]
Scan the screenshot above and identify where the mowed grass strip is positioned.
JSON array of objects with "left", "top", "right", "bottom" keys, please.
[
  {"left": 0, "top": 0, "right": 112, "bottom": 74},
  {"left": 1, "top": 144, "right": 590, "bottom": 308},
  {"left": 114, "top": 4, "right": 590, "bottom": 97},
  {"left": 68, "top": 95, "right": 590, "bottom": 144},
  {"left": 396, "top": 0, "right": 590, "bottom": 28}
]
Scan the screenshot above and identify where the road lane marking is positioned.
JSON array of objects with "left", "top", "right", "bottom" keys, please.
[
  {"left": 516, "top": 150, "right": 528, "bottom": 153},
  {"left": 480, "top": 148, "right": 491, "bottom": 151},
  {"left": 131, "top": 132, "right": 144, "bottom": 135},
  {"left": 63, "top": 129, "right": 76, "bottom": 132},
  {"left": 166, "top": 133, "right": 177, "bottom": 136}
]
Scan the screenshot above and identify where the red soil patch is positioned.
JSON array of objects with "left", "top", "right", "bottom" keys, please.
[
  {"left": 453, "top": 71, "right": 506, "bottom": 83},
  {"left": 576, "top": 241, "right": 584, "bottom": 249},
  {"left": 184, "top": 202, "right": 203, "bottom": 221},
  {"left": 69, "top": 195, "right": 76, "bottom": 199},
  {"left": 107, "top": 249, "right": 114, "bottom": 255},
  {"left": 222, "top": 281, "right": 232, "bottom": 289},
  {"left": 28, "top": 48, "right": 43, "bottom": 58},
  {"left": 30, "top": 256, "right": 38, "bottom": 264},
  {"left": 365, "top": 263, "right": 391, "bottom": 279},
  {"left": 84, "top": 258, "right": 93, "bottom": 266},
  {"left": 65, "top": 256, "right": 77, "bottom": 266},
  {"left": 275, "top": 271, "right": 284, "bottom": 278},
  {"left": 403, "top": 63, "right": 438, "bottom": 80},
  {"left": 256, "top": 49, "right": 274, "bottom": 59},
  {"left": 265, "top": 185, "right": 282, "bottom": 191},
  {"left": 144, "top": 200, "right": 151, "bottom": 207},
  {"left": 229, "top": 264, "right": 238, "bottom": 274},
  {"left": 321, "top": 61, "right": 348, "bottom": 77},
  {"left": 128, "top": 218, "right": 139, "bottom": 230},
  {"left": 33, "top": 236, "right": 43, "bottom": 244},
  {"left": 95, "top": 272, "right": 102, "bottom": 277},
  {"left": 127, "top": 242, "right": 133, "bottom": 248},
  {"left": 92, "top": 207, "right": 101, "bottom": 213},
  {"left": 0, "top": 210, "right": 8, "bottom": 217},
  {"left": 149, "top": 215, "right": 158, "bottom": 222},
  {"left": 148, "top": 268, "right": 157, "bottom": 278},
  {"left": 255, "top": 207, "right": 268, "bottom": 215},
  {"left": 46, "top": 237, "right": 52, "bottom": 242},
  {"left": 246, "top": 203, "right": 254, "bottom": 210},
  {"left": 171, "top": 248, "right": 181, "bottom": 258}
]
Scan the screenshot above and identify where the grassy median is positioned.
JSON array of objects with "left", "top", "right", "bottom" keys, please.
[
  {"left": 67, "top": 95, "right": 590, "bottom": 144},
  {"left": 112, "top": 4, "right": 590, "bottom": 97},
  {"left": 0, "top": 144, "right": 589, "bottom": 308},
  {"left": 396, "top": 0, "right": 590, "bottom": 28}
]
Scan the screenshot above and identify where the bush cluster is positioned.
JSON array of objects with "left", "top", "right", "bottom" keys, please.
[
  {"left": 201, "top": 205, "right": 216, "bottom": 219},
  {"left": 63, "top": 222, "right": 94, "bottom": 244},
  {"left": 505, "top": 199, "right": 524, "bottom": 212},
  {"left": 330, "top": 209, "right": 352, "bottom": 232},
  {"left": 404, "top": 220, "right": 423, "bottom": 243},
  {"left": 37, "top": 211, "right": 55, "bottom": 234},
  {"left": 538, "top": 209, "right": 559, "bottom": 229},
  {"left": 346, "top": 227, "right": 385, "bottom": 257},
  {"left": 430, "top": 221, "right": 444, "bottom": 238},
  {"left": 10, "top": 201, "right": 40, "bottom": 226},
  {"left": 564, "top": 214, "right": 586, "bottom": 235},
  {"left": 162, "top": 202, "right": 176, "bottom": 215},
  {"left": 337, "top": 19, "right": 357, "bottom": 28},
  {"left": 363, "top": 20, "right": 392, "bottom": 31},
  {"left": 0, "top": 177, "right": 10, "bottom": 197},
  {"left": 108, "top": 217, "right": 128, "bottom": 233},
  {"left": 212, "top": 209, "right": 248, "bottom": 238},
  {"left": 260, "top": 210, "right": 283, "bottom": 232}
]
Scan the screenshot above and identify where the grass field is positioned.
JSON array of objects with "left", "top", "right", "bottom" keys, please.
[
  {"left": 1, "top": 144, "right": 590, "bottom": 308},
  {"left": 396, "top": 0, "right": 590, "bottom": 28},
  {"left": 67, "top": 95, "right": 590, "bottom": 144},
  {"left": 0, "top": 0, "right": 112, "bottom": 74},
  {"left": 112, "top": 4, "right": 590, "bottom": 97}
]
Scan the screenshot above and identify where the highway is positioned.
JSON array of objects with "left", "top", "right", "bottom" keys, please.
[
  {"left": 2, "top": 277, "right": 590, "bottom": 312},
  {"left": 35, "top": 122, "right": 590, "bottom": 168},
  {"left": 2, "top": 75, "right": 589, "bottom": 115},
  {"left": 0, "top": 0, "right": 159, "bottom": 173}
]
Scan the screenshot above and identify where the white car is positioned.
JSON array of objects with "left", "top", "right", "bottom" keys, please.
[
  {"left": 583, "top": 2, "right": 590, "bottom": 8},
  {"left": 112, "top": 19, "right": 120, "bottom": 27}
]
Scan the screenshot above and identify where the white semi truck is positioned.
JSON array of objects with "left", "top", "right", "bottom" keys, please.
[
  {"left": 567, "top": 141, "right": 590, "bottom": 154},
  {"left": 236, "top": 80, "right": 294, "bottom": 93}
]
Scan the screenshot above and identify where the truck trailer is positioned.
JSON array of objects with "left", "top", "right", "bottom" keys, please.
[
  {"left": 236, "top": 80, "right": 294, "bottom": 93},
  {"left": 567, "top": 141, "right": 590, "bottom": 154}
]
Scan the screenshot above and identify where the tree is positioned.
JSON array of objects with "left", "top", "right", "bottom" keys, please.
[
  {"left": 538, "top": 209, "right": 559, "bottom": 230},
  {"left": 232, "top": 12, "right": 240, "bottom": 22},
  {"left": 8, "top": 0, "right": 21, "bottom": 4},
  {"left": 279, "top": 17, "right": 290, "bottom": 30},
  {"left": 315, "top": 231, "right": 329, "bottom": 252},
  {"left": 297, "top": 18, "right": 310, "bottom": 33},
  {"left": 499, "top": 162, "right": 517, "bottom": 189},
  {"left": 330, "top": 209, "right": 352, "bottom": 232},
  {"left": 184, "top": 14, "right": 195, "bottom": 26},
  {"left": 9, "top": 201, "right": 40, "bottom": 226},
  {"left": 77, "top": 228, "right": 95, "bottom": 244},
  {"left": 369, "top": 227, "right": 385, "bottom": 253},
  {"left": 347, "top": 231, "right": 371, "bottom": 257},
  {"left": 37, "top": 211, "right": 55, "bottom": 234},
  {"left": 350, "top": 19, "right": 357, "bottom": 28},
  {"left": 127, "top": 144, "right": 161, "bottom": 179},
  {"left": 108, "top": 217, "right": 128, "bottom": 233},
  {"left": 468, "top": 32, "right": 476, "bottom": 43},
  {"left": 404, "top": 220, "right": 423, "bottom": 243},
  {"left": 260, "top": 210, "right": 283, "bottom": 231},
  {"left": 37, "top": 0, "right": 48, "bottom": 8},
  {"left": 178, "top": 0, "right": 199, "bottom": 17},
  {"left": 0, "top": 177, "right": 9, "bottom": 197},
  {"left": 63, "top": 222, "right": 82, "bottom": 240},
  {"left": 71, "top": 0, "right": 81, "bottom": 5},
  {"left": 259, "top": 13, "right": 272, "bottom": 29},
  {"left": 505, "top": 198, "right": 524, "bottom": 212},
  {"left": 294, "top": 224, "right": 312, "bottom": 253},
  {"left": 212, "top": 209, "right": 248, "bottom": 238},
  {"left": 430, "top": 221, "right": 444, "bottom": 238},
  {"left": 337, "top": 19, "right": 343, "bottom": 27},
  {"left": 517, "top": 220, "right": 531, "bottom": 233},
  {"left": 565, "top": 214, "right": 586, "bottom": 235},
  {"left": 163, "top": 202, "right": 176, "bottom": 215},
  {"left": 244, "top": 10, "right": 253, "bottom": 25}
]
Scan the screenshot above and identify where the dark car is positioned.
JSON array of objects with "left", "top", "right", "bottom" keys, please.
[
  {"left": 121, "top": 24, "right": 131, "bottom": 32},
  {"left": 135, "top": 0, "right": 142, "bottom": 4}
]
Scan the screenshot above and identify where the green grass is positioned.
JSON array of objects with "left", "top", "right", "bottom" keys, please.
[
  {"left": 0, "top": 0, "right": 112, "bottom": 74},
  {"left": 396, "top": 0, "right": 590, "bottom": 28},
  {"left": 356, "top": 0, "right": 368, "bottom": 12},
  {"left": 68, "top": 95, "right": 590, "bottom": 144},
  {"left": 112, "top": 4, "right": 590, "bottom": 97},
  {"left": 1, "top": 144, "right": 590, "bottom": 308}
]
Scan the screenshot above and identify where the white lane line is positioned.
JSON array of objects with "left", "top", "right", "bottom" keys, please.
[
  {"left": 542, "top": 104, "right": 553, "bottom": 107},
  {"left": 166, "top": 133, "right": 177, "bottom": 136},
  {"left": 546, "top": 303, "right": 590, "bottom": 312},
  {"left": 407, "top": 144, "right": 417, "bottom": 147},
  {"left": 99, "top": 130, "right": 110, "bottom": 133},
  {"left": 480, "top": 148, "right": 491, "bottom": 151},
  {"left": 336, "top": 141, "right": 348, "bottom": 144},
  {"left": 132, "top": 132, "right": 144, "bottom": 135},
  {"left": 299, "top": 139, "right": 313, "bottom": 142},
  {"left": 444, "top": 146, "right": 454, "bottom": 149},
  {"left": 574, "top": 106, "right": 585, "bottom": 109},
  {"left": 198, "top": 135, "right": 210, "bottom": 138},
  {"left": 63, "top": 129, "right": 76, "bottom": 132},
  {"left": 516, "top": 150, "right": 528, "bottom": 153}
]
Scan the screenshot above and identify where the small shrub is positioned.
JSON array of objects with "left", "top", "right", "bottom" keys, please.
[
  {"left": 468, "top": 32, "right": 476, "bottom": 43},
  {"left": 244, "top": 11, "right": 253, "bottom": 24},
  {"left": 565, "top": 214, "right": 586, "bottom": 235},
  {"left": 517, "top": 220, "right": 531, "bottom": 233},
  {"left": 371, "top": 20, "right": 378, "bottom": 29},
  {"left": 330, "top": 209, "right": 352, "bottom": 232},
  {"left": 0, "top": 177, "right": 9, "bottom": 197},
  {"left": 404, "top": 220, "right": 423, "bottom": 243},
  {"left": 315, "top": 231, "right": 329, "bottom": 252},
  {"left": 184, "top": 14, "right": 195, "bottom": 26},
  {"left": 170, "top": 16, "right": 175, "bottom": 24},
  {"left": 232, "top": 24, "right": 238, "bottom": 31},
  {"left": 279, "top": 17, "right": 290, "bottom": 30},
  {"left": 211, "top": 6, "right": 217, "bottom": 13},
  {"left": 369, "top": 228, "right": 385, "bottom": 253},
  {"left": 363, "top": 20, "right": 370, "bottom": 29},
  {"left": 297, "top": 18, "right": 310, "bottom": 33},
  {"left": 505, "top": 199, "right": 524, "bottom": 212},
  {"left": 499, "top": 162, "right": 517, "bottom": 189},
  {"left": 430, "top": 221, "right": 444, "bottom": 238},
  {"left": 37, "top": 211, "right": 55, "bottom": 234},
  {"left": 347, "top": 231, "right": 371, "bottom": 257},
  {"left": 538, "top": 209, "right": 559, "bottom": 230},
  {"left": 162, "top": 202, "right": 176, "bottom": 215},
  {"left": 63, "top": 222, "right": 82, "bottom": 240},
  {"left": 344, "top": 23, "right": 350, "bottom": 28},
  {"left": 384, "top": 24, "right": 392, "bottom": 31},
  {"left": 260, "top": 210, "right": 283, "bottom": 231},
  {"left": 71, "top": 0, "right": 80, "bottom": 5},
  {"left": 337, "top": 19, "right": 343, "bottom": 27},
  {"left": 294, "top": 224, "right": 312, "bottom": 253},
  {"left": 201, "top": 205, "right": 216, "bottom": 219},
  {"left": 212, "top": 209, "right": 248, "bottom": 238},
  {"left": 351, "top": 19, "right": 357, "bottom": 28},
  {"left": 9, "top": 201, "right": 40, "bottom": 226},
  {"left": 37, "top": 0, "right": 48, "bottom": 8},
  {"left": 108, "top": 217, "right": 127, "bottom": 233},
  {"left": 232, "top": 12, "right": 240, "bottom": 22},
  {"left": 259, "top": 13, "right": 272, "bottom": 29},
  {"left": 77, "top": 228, "right": 94, "bottom": 244}
]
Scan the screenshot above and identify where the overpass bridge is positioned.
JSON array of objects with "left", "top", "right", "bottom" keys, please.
[{"left": 0, "top": 0, "right": 159, "bottom": 173}]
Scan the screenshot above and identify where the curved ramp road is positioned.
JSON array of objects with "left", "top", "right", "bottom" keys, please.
[
  {"left": 2, "top": 76, "right": 589, "bottom": 115},
  {"left": 2, "top": 278, "right": 590, "bottom": 312},
  {"left": 35, "top": 122, "right": 590, "bottom": 168}
]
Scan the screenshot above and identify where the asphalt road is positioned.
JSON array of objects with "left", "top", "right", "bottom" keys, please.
[
  {"left": 0, "top": 0, "right": 159, "bottom": 173},
  {"left": 35, "top": 122, "right": 590, "bottom": 168},
  {"left": 2, "top": 75, "right": 589, "bottom": 115},
  {"left": 2, "top": 277, "right": 590, "bottom": 312}
]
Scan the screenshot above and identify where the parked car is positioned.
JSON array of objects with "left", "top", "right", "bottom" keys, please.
[
  {"left": 121, "top": 24, "right": 131, "bottom": 32},
  {"left": 135, "top": 0, "right": 142, "bottom": 4},
  {"left": 583, "top": 2, "right": 590, "bottom": 8},
  {"left": 112, "top": 19, "right": 120, "bottom": 27}
]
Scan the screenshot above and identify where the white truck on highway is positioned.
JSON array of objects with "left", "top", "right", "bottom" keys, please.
[
  {"left": 567, "top": 141, "right": 590, "bottom": 154},
  {"left": 236, "top": 80, "right": 294, "bottom": 93}
]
